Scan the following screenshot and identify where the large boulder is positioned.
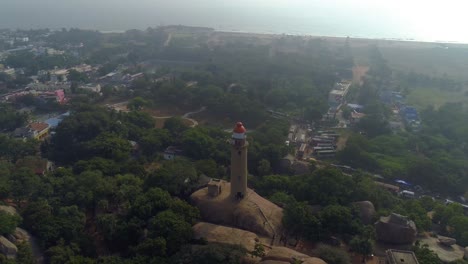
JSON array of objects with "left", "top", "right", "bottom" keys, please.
[
  {"left": 7, "top": 228, "right": 30, "bottom": 244},
  {"left": 438, "top": 236, "right": 456, "bottom": 247},
  {"left": 375, "top": 213, "right": 417, "bottom": 244},
  {"left": 352, "top": 201, "right": 376, "bottom": 225},
  {"left": 192, "top": 222, "right": 259, "bottom": 252},
  {"left": 191, "top": 182, "right": 284, "bottom": 238},
  {"left": 464, "top": 246, "right": 468, "bottom": 260},
  {"left": 0, "top": 236, "right": 17, "bottom": 259},
  {"left": 0, "top": 205, "right": 18, "bottom": 216},
  {"left": 261, "top": 246, "right": 326, "bottom": 264}
]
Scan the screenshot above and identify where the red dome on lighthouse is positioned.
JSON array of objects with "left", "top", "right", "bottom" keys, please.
[{"left": 233, "top": 122, "right": 246, "bottom": 133}]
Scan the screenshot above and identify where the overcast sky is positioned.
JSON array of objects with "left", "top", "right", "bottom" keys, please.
[{"left": 1, "top": 0, "right": 467, "bottom": 41}]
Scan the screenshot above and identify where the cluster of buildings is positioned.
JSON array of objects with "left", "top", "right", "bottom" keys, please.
[
  {"left": 327, "top": 81, "right": 351, "bottom": 112},
  {"left": 13, "top": 112, "right": 70, "bottom": 140},
  {"left": 380, "top": 91, "right": 421, "bottom": 130}
]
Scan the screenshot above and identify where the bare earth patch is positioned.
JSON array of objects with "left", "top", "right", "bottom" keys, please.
[{"left": 352, "top": 65, "right": 369, "bottom": 85}]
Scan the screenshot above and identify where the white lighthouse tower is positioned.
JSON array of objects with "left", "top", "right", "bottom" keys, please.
[{"left": 230, "top": 122, "right": 248, "bottom": 200}]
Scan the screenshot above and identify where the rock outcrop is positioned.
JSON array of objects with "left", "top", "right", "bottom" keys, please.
[
  {"left": 464, "top": 246, "right": 468, "bottom": 259},
  {"left": 352, "top": 201, "right": 376, "bottom": 225},
  {"left": 193, "top": 222, "right": 259, "bottom": 251},
  {"left": 0, "top": 236, "right": 17, "bottom": 259},
  {"left": 261, "top": 246, "right": 326, "bottom": 264},
  {"left": 191, "top": 181, "right": 283, "bottom": 238},
  {"left": 7, "top": 228, "right": 30, "bottom": 244},
  {"left": 438, "top": 236, "right": 456, "bottom": 247},
  {"left": 0, "top": 205, "right": 18, "bottom": 216},
  {"left": 193, "top": 222, "right": 326, "bottom": 264},
  {"left": 375, "top": 213, "right": 417, "bottom": 244}
]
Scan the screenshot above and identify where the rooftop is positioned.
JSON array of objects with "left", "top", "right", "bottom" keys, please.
[
  {"left": 29, "top": 122, "right": 49, "bottom": 132},
  {"left": 386, "top": 249, "right": 419, "bottom": 264}
]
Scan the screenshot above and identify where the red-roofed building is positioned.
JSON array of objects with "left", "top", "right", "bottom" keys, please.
[{"left": 29, "top": 122, "right": 50, "bottom": 140}]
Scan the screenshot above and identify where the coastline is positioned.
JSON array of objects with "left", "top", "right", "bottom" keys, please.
[{"left": 95, "top": 25, "right": 467, "bottom": 46}]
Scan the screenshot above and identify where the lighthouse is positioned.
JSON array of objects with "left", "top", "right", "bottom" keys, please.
[{"left": 230, "top": 122, "right": 248, "bottom": 200}]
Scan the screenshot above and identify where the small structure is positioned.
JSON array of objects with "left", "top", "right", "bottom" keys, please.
[
  {"left": 385, "top": 249, "right": 419, "bottom": 264},
  {"left": 328, "top": 81, "right": 351, "bottom": 109},
  {"left": 400, "top": 190, "right": 415, "bottom": 199},
  {"left": 207, "top": 178, "right": 222, "bottom": 197},
  {"left": 78, "top": 83, "right": 101, "bottom": 93},
  {"left": 375, "top": 213, "right": 417, "bottom": 245},
  {"left": 163, "top": 146, "right": 184, "bottom": 160},
  {"left": 16, "top": 156, "right": 54, "bottom": 176}
]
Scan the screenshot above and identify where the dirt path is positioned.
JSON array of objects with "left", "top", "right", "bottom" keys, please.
[
  {"left": 352, "top": 65, "right": 369, "bottom": 85},
  {"left": 164, "top": 33, "right": 172, "bottom": 47},
  {"left": 152, "top": 106, "right": 206, "bottom": 128}
]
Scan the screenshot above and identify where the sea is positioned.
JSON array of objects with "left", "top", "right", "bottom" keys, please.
[{"left": 1, "top": 0, "right": 467, "bottom": 43}]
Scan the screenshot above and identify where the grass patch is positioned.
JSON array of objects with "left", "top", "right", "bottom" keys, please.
[{"left": 406, "top": 86, "right": 468, "bottom": 110}]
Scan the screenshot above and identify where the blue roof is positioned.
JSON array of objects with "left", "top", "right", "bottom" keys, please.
[
  {"left": 45, "top": 112, "right": 70, "bottom": 128},
  {"left": 45, "top": 117, "right": 61, "bottom": 128}
]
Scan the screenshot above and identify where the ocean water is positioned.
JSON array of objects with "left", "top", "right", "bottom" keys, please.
[{"left": 1, "top": 0, "right": 467, "bottom": 43}]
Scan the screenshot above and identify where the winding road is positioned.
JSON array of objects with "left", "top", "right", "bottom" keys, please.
[{"left": 152, "top": 106, "right": 206, "bottom": 127}]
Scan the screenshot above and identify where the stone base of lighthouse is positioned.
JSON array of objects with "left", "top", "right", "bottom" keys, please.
[{"left": 190, "top": 180, "right": 284, "bottom": 239}]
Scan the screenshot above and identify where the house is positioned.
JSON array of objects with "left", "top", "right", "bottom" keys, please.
[
  {"left": 163, "top": 146, "right": 184, "bottom": 160},
  {"left": 12, "top": 127, "right": 33, "bottom": 139},
  {"left": 29, "top": 122, "right": 50, "bottom": 140},
  {"left": 78, "top": 84, "right": 101, "bottom": 93}
]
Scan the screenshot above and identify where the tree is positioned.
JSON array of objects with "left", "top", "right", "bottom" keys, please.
[
  {"left": 139, "top": 129, "right": 170, "bottom": 158},
  {"left": 146, "top": 159, "right": 198, "bottom": 196},
  {"left": 67, "top": 69, "right": 89, "bottom": 83},
  {"left": 128, "top": 97, "right": 149, "bottom": 111},
  {"left": 46, "top": 240, "right": 82, "bottom": 264},
  {"left": 10, "top": 167, "right": 41, "bottom": 203},
  {"left": 315, "top": 244, "right": 350, "bottom": 264},
  {"left": 257, "top": 159, "right": 271, "bottom": 176},
  {"left": 148, "top": 210, "right": 193, "bottom": 255},
  {"left": 181, "top": 129, "right": 216, "bottom": 160},
  {"left": 171, "top": 243, "right": 247, "bottom": 264},
  {"left": 164, "top": 117, "right": 188, "bottom": 138},
  {"left": 412, "top": 241, "right": 441, "bottom": 264},
  {"left": 250, "top": 243, "right": 266, "bottom": 258},
  {"left": 283, "top": 201, "right": 322, "bottom": 241},
  {"left": 0, "top": 211, "right": 21, "bottom": 235},
  {"left": 16, "top": 242, "right": 36, "bottom": 264},
  {"left": 84, "top": 133, "right": 132, "bottom": 161},
  {"left": 349, "top": 236, "right": 374, "bottom": 263},
  {"left": 194, "top": 159, "right": 218, "bottom": 178},
  {"left": 320, "top": 205, "right": 353, "bottom": 235}
]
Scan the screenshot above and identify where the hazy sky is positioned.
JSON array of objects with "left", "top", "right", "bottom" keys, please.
[{"left": 1, "top": 0, "right": 467, "bottom": 42}]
